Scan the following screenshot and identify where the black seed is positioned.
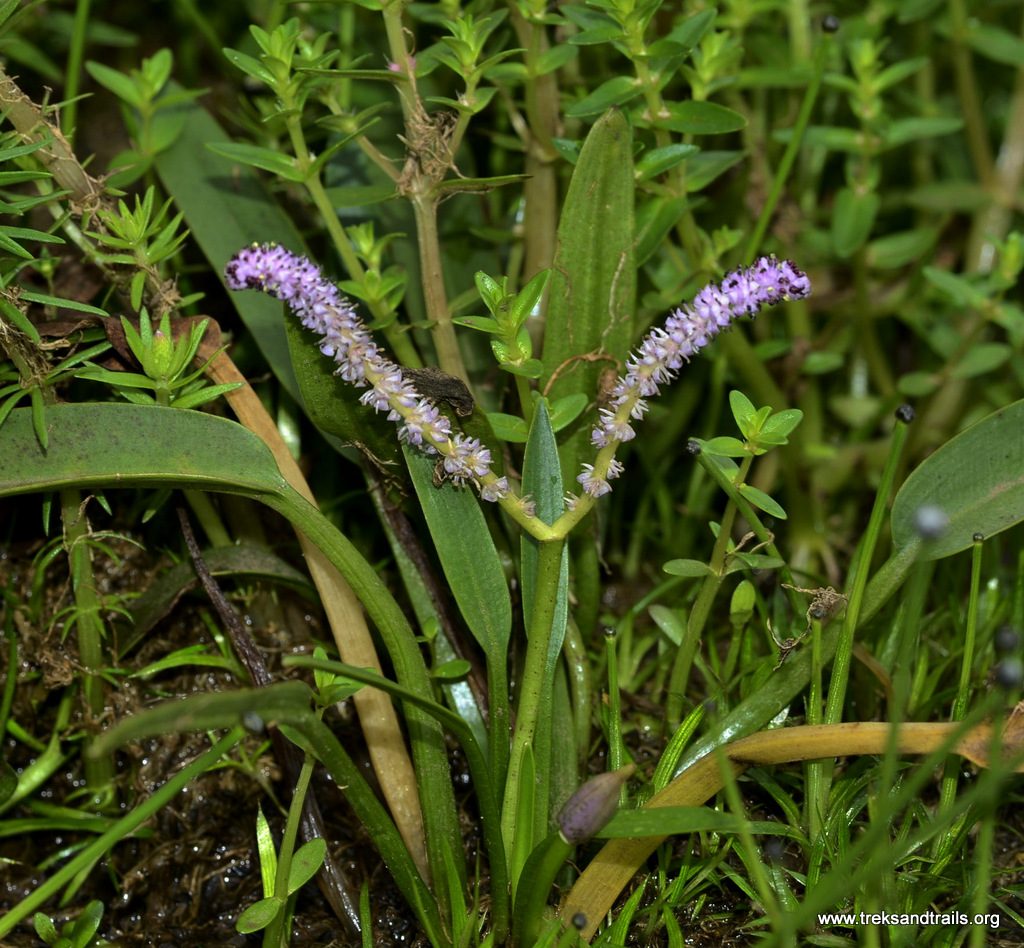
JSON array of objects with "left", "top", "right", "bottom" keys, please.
[{"left": 895, "top": 403, "right": 915, "bottom": 424}]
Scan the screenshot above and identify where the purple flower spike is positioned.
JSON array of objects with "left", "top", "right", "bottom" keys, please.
[
  {"left": 582, "top": 256, "right": 810, "bottom": 497},
  {"left": 226, "top": 244, "right": 510, "bottom": 502}
]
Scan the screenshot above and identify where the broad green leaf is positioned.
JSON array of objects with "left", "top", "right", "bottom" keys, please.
[
  {"left": 649, "top": 604, "right": 685, "bottom": 645},
  {"left": 875, "top": 57, "right": 929, "bottom": 90},
  {"left": 287, "top": 837, "right": 328, "bottom": 895},
  {"left": 655, "top": 101, "right": 747, "bottom": 135},
  {"left": 452, "top": 314, "right": 501, "bottom": 333},
  {"left": 647, "top": 8, "right": 717, "bottom": 59},
  {"left": 792, "top": 125, "right": 863, "bottom": 152},
  {"left": 723, "top": 553, "right": 784, "bottom": 574},
  {"left": 832, "top": 187, "right": 878, "bottom": 258},
  {"left": 154, "top": 94, "right": 305, "bottom": 402},
  {"left": 0, "top": 404, "right": 287, "bottom": 499},
  {"left": 891, "top": 398, "right": 1024, "bottom": 560},
  {"left": 84, "top": 60, "right": 142, "bottom": 108},
  {"left": 322, "top": 183, "right": 396, "bottom": 208},
  {"left": 801, "top": 351, "right": 844, "bottom": 375},
  {"left": 222, "top": 47, "right": 275, "bottom": 85},
  {"left": 541, "top": 109, "right": 636, "bottom": 486},
  {"left": 568, "top": 24, "right": 623, "bottom": 46},
  {"left": 405, "top": 447, "right": 512, "bottom": 665}
]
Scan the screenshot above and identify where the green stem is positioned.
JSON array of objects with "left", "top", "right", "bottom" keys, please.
[
  {"left": 263, "top": 486, "right": 464, "bottom": 920},
  {"left": 605, "top": 630, "right": 623, "bottom": 780},
  {"left": 411, "top": 195, "right": 468, "bottom": 382},
  {"left": 510, "top": 831, "right": 573, "bottom": 947},
  {"left": 182, "top": 488, "right": 231, "bottom": 547},
  {"left": 297, "top": 142, "right": 422, "bottom": 368},
  {"left": 62, "top": 0, "right": 91, "bottom": 141},
  {"left": 265, "top": 754, "right": 316, "bottom": 948},
  {"left": 823, "top": 418, "right": 910, "bottom": 725},
  {"left": 59, "top": 488, "right": 115, "bottom": 801},
  {"left": 285, "top": 657, "right": 509, "bottom": 942},
  {"left": 966, "top": 4, "right": 1024, "bottom": 270},
  {"left": 665, "top": 455, "right": 754, "bottom": 727},
  {"left": 809, "top": 416, "right": 911, "bottom": 824},
  {"left": 378, "top": 1, "right": 467, "bottom": 381},
  {"left": 743, "top": 30, "right": 831, "bottom": 264},
  {"left": 502, "top": 538, "right": 566, "bottom": 875},
  {"left": 934, "top": 537, "right": 984, "bottom": 841},
  {"left": 804, "top": 618, "right": 824, "bottom": 841},
  {"left": 948, "top": 0, "right": 995, "bottom": 193},
  {"left": 510, "top": 8, "right": 559, "bottom": 327}
]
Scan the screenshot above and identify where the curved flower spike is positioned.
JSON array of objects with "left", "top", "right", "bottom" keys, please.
[
  {"left": 579, "top": 256, "right": 810, "bottom": 498},
  {"left": 225, "top": 243, "right": 510, "bottom": 501}
]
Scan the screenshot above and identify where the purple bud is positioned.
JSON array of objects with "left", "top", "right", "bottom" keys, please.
[{"left": 557, "top": 764, "right": 636, "bottom": 844}]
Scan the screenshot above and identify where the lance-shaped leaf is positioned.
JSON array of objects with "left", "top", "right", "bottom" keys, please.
[{"left": 541, "top": 108, "right": 636, "bottom": 487}]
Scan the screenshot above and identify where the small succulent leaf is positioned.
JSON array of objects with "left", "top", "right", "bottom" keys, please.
[
  {"left": 286, "top": 837, "right": 328, "bottom": 895},
  {"left": 662, "top": 558, "right": 714, "bottom": 578},
  {"left": 486, "top": 412, "right": 530, "bottom": 442},
  {"left": 739, "top": 484, "right": 787, "bottom": 519},
  {"left": 236, "top": 897, "right": 284, "bottom": 934},
  {"left": 728, "top": 390, "right": 757, "bottom": 436},
  {"left": 432, "top": 659, "right": 472, "bottom": 681},
  {"left": 832, "top": 187, "right": 879, "bottom": 258}
]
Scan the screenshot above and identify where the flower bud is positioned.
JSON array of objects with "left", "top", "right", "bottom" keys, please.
[
  {"left": 557, "top": 764, "right": 635, "bottom": 844},
  {"left": 151, "top": 328, "right": 174, "bottom": 380}
]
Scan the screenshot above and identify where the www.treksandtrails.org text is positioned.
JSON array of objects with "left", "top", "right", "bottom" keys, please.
[{"left": 817, "top": 911, "right": 1000, "bottom": 929}]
